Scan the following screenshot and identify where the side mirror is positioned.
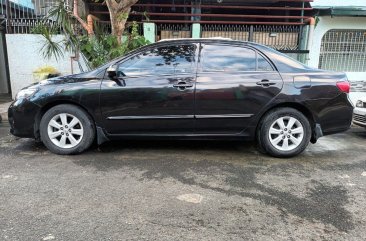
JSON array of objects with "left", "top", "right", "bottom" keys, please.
[{"left": 107, "top": 64, "right": 117, "bottom": 79}]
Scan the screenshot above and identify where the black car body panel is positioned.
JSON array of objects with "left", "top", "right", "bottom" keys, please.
[{"left": 8, "top": 39, "right": 353, "bottom": 143}]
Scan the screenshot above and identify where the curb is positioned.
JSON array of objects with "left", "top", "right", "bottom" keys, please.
[
  {"left": 0, "top": 102, "right": 11, "bottom": 123},
  {"left": 0, "top": 112, "right": 6, "bottom": 123}
]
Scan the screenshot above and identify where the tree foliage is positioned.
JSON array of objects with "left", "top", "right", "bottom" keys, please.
[
  {"left": 32, "top": 0, "right": 149, "bottom": 69},
  {"left": 80, "top": 22, "right": 150, "bottom": 68},
  {"left": 105, "top": 0, "right": 139, "bottom": 44}
]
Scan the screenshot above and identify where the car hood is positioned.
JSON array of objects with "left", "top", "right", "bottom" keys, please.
[{"left": 40, "top": 72, "right": 99, "bottom": 85}]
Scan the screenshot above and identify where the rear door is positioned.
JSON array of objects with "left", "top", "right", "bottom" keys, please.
[{"left": 194, "top": 43, "right": 283, "bottom": 134}]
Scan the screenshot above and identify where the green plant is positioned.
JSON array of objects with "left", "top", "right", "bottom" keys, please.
[{"left": 79, "top": 21, "right": 150, "bottom": 68}]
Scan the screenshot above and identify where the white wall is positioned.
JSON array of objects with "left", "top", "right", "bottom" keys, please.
[
  {"left": 308, "top": 16, "right": 366, "bottom": 77},
  {"left": 6, "top": 34, "right": 83, "bottom": 98},
  {"left": 312, "top": 0, "right": 366, "bottom": 7}
]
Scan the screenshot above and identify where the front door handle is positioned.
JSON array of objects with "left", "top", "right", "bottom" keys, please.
[
  {"left": 173, "top": 81, "right": 193, "bottom": 91},
  {"left": 256, "top": 79, "right": 276, "bottom": 87}
]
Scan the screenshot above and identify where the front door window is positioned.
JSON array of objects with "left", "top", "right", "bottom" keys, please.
[{"left": 118, "top": 45, "right": 197, "bottom": 77}]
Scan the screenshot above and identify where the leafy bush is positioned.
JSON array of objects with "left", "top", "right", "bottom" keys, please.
[{"left": 80, "top": 22, "right": 150, "bottom": 68}]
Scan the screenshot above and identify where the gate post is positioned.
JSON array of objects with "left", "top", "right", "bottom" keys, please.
[
  {"left": 192, "top": 23, "right": 201, "bottom": 38},
  {"left": 0, "top": 15, "right": 11, "bottom": 95},
  {"left": 299, "top": 25, "right": 309, "bottom": 64},
  {"left": 143, "top": 22, "right": 156, "bottom": 43},
  {"left": 248, "top": 25, "right": 254, "bottom": 42}
]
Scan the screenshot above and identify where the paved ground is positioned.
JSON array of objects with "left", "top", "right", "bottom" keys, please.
[{"left": 0, "top": 123, "right": 365, "bottom": 241}]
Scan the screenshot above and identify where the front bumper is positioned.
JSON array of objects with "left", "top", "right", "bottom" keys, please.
[
  {"left": 353, "top": 107, "right": 366, "bottom": 128},
  {"left": 8, "top": 99, "right": 41, "bottom": 138}
]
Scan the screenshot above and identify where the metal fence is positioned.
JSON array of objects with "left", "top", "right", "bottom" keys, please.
[
  {"left": 157, "top": 23, "right": 192, "bottom": 41},
  {"left": 1, "top": 0, "right": 144, "bottom": 35},
  {"left": 201, "top": 24, "right": 250, "bottom": 41},
  {"left": 253, "top": 25, "right": 301, "bottom": 51},
  {"left": 201, "top": 24, "right": 301, "bottom": 51},
  {"left": 0, "top": 0, "right": 72, "bottom": 33},
  {"left": 0, "top": 0, "right": 68, "bottom": 17},
  {"left": 319, "top": 29, "right": 366, "bottom": 72}
]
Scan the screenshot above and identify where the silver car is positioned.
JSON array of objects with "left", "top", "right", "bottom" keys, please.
[{"left": 353, "top": 97, "right": 366, "bottom": 128}]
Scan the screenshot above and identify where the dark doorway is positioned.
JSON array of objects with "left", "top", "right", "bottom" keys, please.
[{"left": 0, "top": 16, "right": 11, "bottom": 98}]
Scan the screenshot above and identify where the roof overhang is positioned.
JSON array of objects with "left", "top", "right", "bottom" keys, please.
[{"left": 315, "top": 6, "right": 366, "bottom": 16}]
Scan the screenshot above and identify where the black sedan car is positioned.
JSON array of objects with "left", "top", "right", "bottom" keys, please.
[{"left": 8, "top": 39, "right": 353, "bottom": 157}]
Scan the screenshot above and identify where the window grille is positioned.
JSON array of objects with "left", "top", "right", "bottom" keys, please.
[{"left": 319, "top": 29, "right": 366, "bottom": 72}]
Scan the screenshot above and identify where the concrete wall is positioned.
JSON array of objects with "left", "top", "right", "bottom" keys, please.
[{"left": 6, "top": 34, "right": 83, "bottom": 98}]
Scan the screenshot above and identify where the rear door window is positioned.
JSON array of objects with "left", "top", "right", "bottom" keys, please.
[
  {"left": 200, "top": 44, "right": 276, "bottom": 72},
  {"left": 200, "top": 45, "right": 256, "bottom": 72},
  {"left": 257, "top": 54, "right": 274, "bottom": 71}
]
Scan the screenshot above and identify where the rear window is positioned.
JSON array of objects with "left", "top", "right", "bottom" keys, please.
[{"left": 257, "top": 44, "right": 310, "bottom": 71}]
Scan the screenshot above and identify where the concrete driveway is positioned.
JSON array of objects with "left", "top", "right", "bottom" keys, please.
[{"left": 0, "top": 123, "right": 365, "bottom": 240}]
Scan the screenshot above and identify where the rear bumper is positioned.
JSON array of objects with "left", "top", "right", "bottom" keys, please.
[
  {"left": 353, "top": 107, "right": 366, "bottom": 128},
  {"left": 8, "top": 99, "right": 40, "bottom": 138},
  {"left": 316, "top": 94, "right": 353, "bottom": 136}
]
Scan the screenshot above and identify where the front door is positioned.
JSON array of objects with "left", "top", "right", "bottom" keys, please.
[
  {"left": 100, "top": 44, "right": 198, "bottom": 135},
  {"left": 195, "top": 43, "right": 283, "bottom": 134}
]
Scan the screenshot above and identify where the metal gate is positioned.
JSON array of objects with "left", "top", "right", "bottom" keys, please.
[
  {"left": 201, "top": 24, "right": 301, "bottom": 51},
  {"left": 157, "top": 24, "right": 192, "bottom": 41},
  {"left": 319, "top": 29, "right": 366, "bottom": 72}
]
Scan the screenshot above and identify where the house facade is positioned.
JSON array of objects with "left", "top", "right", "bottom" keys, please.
[{"left": 0, "top": 0, "right": 365, "bottom": 101}]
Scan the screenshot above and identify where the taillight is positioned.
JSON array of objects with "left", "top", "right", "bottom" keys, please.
[{"left": 336, "top": 81, "right": 350, "bottom": 93}]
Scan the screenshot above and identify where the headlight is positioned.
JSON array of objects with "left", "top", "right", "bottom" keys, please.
[
  {"left": 356, "top": 100, "right": 364, "bottom": 108},
  {"left": 15, "top": 87, "right": 38, "bottom": 100}
]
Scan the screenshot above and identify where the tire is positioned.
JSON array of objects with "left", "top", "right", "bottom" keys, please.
[
  {"left": 257, "top": 107, "right": 311, "bottom": 158},
  {"left": 40, "top": 104, "right": 95, "bottom": 155}
]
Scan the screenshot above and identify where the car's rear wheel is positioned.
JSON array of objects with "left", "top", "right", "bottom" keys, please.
[
  {"left": 40, "top": 104, "right": 95, "bottom": 155},
  {"left": 257, "top": 107, "right": 311, "bottom": 158}
]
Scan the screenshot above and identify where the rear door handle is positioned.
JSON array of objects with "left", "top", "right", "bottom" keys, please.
[{"left": 256, "top": 79, "right": 276, "bottom": 87}]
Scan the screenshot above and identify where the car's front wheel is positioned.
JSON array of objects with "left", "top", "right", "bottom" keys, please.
[
  {"left": 257, "top": 107, "right": 311, "bottom": 158},
  {"left": 40, "top": 104, "right": 95, "bottom": 155}
]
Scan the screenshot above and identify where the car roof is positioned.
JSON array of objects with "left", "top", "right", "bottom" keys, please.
[
  {"left": 155, "top": 37, "right": 252, "bottom": 46},
  {"left": 152, "top": 38, "right": 275, "bottom": 53}
]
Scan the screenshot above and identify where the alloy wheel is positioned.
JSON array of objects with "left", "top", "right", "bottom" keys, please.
[
  {"left": 47, "top": 113, "right": 84, "bottom": 149},
  {"left": 268, "top": 116, "right": 304, "bottom": 151}
]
